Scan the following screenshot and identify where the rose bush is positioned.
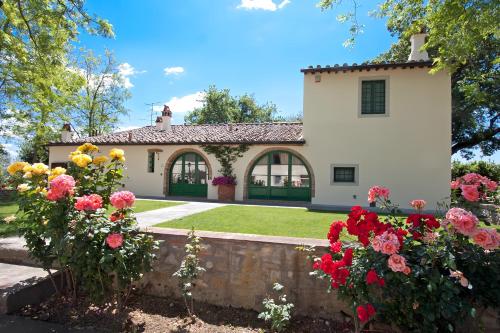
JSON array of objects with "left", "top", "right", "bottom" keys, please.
[
  {"left": 306, "top": 174, "right": 499, "bottom": 333},
  {"left": 7, "top": 143, "right": 159, "bottom": 304}
]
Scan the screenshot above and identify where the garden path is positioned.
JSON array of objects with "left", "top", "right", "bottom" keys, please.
[{"left": 136, "top": 201, "right": 226, "bottom": 228}]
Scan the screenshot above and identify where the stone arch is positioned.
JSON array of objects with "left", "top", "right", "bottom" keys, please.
[
  {"left": 243, "top": 147, "right": 315, "bottom": 200},
  {"left": 163, "top": 148, "right": 213, "bottom": 196}
]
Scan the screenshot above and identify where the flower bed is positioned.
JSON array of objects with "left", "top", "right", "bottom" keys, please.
[{"left": 306, "top": 176, "right": 499, "bottom": 333}]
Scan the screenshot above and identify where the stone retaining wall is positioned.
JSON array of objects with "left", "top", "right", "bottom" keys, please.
[{"left": 141, "top": 228, "right": 349, "bottom": 319}]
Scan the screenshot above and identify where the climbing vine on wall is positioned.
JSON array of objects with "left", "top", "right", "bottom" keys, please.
[{"left": 202, "top": 144, "right": 250, "bottom": 179}]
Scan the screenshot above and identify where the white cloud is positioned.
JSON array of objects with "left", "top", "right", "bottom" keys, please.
[
  {"left": 153, "top": 92, "right": 206, "bottom": 114},
  {"left": 164, "top": 66, "right": 185, "bottom": 76},
  {"left": 117, "top": 63, "right": 146, "bottom": 88},
  {"left": 237, "top": 0, "right": 290, "bottom": 11}
]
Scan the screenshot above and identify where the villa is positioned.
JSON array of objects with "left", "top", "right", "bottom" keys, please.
[{"left": 48, "top": 33, "right": 451, "bottom": 210}]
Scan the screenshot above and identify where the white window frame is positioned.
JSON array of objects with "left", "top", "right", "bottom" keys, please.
[{"left": 331, "top": 164, "right": 359, "bottom": 186}]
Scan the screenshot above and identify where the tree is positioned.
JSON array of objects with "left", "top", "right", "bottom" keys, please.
[
  {"left": 317, "top": 0, "right": 499, "bottom": 158},
  {"left": 185, "top": 85, "right": 283, "bottom": 124},
  {"left": 0, "top": 144, "right": 11, "bottom": 185},
  {"left": 0, "top": 0, "right": 113, "bottom": 161},
  {"left": 70, "top": 50, "right": 131, "bottom": 137}
]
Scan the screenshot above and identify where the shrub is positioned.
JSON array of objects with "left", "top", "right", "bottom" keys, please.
[
  {"left": 7, "top": 143, "right": 159, "bottom": 304},
  {"left": 173, "top": 228, "right": 205, "bottom": 316},
  {"left": 452, "top": 160, "right": 500, "bottom": 182},
  {"left": 258, "top": 283, "right": 294, "bottom": 332},
  {"left": 304, "top": 178, "right": 499, "bottom": 333}
]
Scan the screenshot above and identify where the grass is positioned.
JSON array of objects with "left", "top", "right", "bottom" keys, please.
[
  {"left": 155, "top": 205, "right": 358, "bottom": 239},
  {"left": 0, "top": 200, "right": 20, "bottom": 237},
  {"left": 0, "top": 199, "right": 184, "bottom": 237}
]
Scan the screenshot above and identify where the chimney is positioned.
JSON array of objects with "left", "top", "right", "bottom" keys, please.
[
  {"left": 155, "top": 116, "right": 163, "bottom": 129},
  {"left": 408, "top": 33, "right": 429, "bottom": 61},
  {"left": 159, "top": 105, "right": 172, "bottom": 131},
  {"left": 61, "top": 123, "right": 72, "bottom": 142}
]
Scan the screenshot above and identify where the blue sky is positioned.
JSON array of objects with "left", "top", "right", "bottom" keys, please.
[{"left": 78, "top": 0, "right": 394, "bottom": 127}]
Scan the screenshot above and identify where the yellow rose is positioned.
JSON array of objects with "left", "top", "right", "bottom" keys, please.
[
  {"left": 68, "top": 150, "right": 82, "bottom": 160},
  {"left": 17, "top": 183, "right": 30, "bottom": 192},
  {"left": 77, "top": 142, "right": 99, "bottom": 153},
  {"left": 3, "top": 215, "right": 16, "bottom": 224},
  {"left": 23, "top": 172, "right": 33, "bottom": 179},
  {"left": 93, "top": 155, "right": 108, "bottom": 166},
  {"left": 71, "top": 153, "right": 92, "bottom": 168},
  {"left": 7, "top": 162, "right": 29, "bottom": 175},
  {"left": 109, "top": 148, "right": 125, "bottom": 162},
  {"left": 22, "top": 164, "right": 33, "bottom": 173},
  {"left": 48, "top": 167, "right": 67, "bottom": 180},
  {"left": 31, "top": 163, "right": 49, "bottom": 175}
]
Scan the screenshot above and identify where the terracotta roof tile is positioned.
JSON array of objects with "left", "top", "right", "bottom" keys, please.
[
  {"left": 49, "top": 123, "right": 305, "bottom": 146},
  {"left": 301, "top": 60, "right": 433, "bottom": 74}
]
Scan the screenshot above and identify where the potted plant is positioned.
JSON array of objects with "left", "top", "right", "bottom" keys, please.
[
  {"left": 212, "top": 176, "right": 237, "bottom": 201},
  {"left": 202, "top": 144, "right": 249, "bottom": 202}
]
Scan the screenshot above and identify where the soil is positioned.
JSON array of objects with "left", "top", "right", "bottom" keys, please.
[{"left": 17, "top": 293, "right": 354, "bottom": 333}]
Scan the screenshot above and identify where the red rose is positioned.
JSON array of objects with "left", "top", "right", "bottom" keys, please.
[
  {"left": 366, "top": 303, "right": 376, "bottom": 317},
  {"left": 330, "top": 241, "right": 342, "bottom": 253},
  {"left": 366, "top": 269, "right": 379, "bottom": 285},
  {"left": 342, "top": 248, "right": 353, "bottom": 266},
  {"left": 357, "top": 305, "right": 369, "bottom": 323}
]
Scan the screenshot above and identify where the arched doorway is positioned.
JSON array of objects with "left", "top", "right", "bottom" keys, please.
[
  {"left": 169, "top": 152, "right": 208, "bottom": 197},
  {"left": 247, "top": 150, "right": 311, "bottom": 201}
]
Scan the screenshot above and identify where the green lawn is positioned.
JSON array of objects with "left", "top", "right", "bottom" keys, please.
[
  {"left": 0, "top": 200, "right": 20, "bottom": 236},
  {"left": 0, "top": 199, "right": 184, "bottom": 237},
  {"left": 155, "top": 205, "right": 357, "bottom": 239}
]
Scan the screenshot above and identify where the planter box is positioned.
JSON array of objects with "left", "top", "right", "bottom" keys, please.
[{"left": 217, "top": 184, "right": 235, "bottom": 202}]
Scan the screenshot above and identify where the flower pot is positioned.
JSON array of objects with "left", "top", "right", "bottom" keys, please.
[{"left": 218, "top": 184, "right": 235, "bottom": 202}]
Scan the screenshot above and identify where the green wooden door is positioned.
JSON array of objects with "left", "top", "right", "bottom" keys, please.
[
  {"left": 169, "top": 153, "right": 208, "bottom": 197},
  {"left": 248, "top": 151, "right": 311, "bottom": 202}
]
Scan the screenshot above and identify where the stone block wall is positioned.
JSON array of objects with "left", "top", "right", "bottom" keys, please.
[{"left": 141, "top": 228, "right": 349, "bottom": 319}]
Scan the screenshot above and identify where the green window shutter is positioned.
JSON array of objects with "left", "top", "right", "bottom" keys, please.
[
  {"left": 147, "top": 152, "right": 155, "bottom": 173},
  {"left": 361, "top": 80, "right": 386, "bottom": 114}
]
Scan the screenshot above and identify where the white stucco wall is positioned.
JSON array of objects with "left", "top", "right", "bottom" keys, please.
[
  {"left": 302, "top": 67, "right": 452, "bottom": 209},
  {"left": 48, "top": 144, "right": 307, "bottom": 201}
]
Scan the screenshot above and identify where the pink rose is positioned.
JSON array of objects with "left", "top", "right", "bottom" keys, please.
[
  {"left": 47, "top": 175, "right": 76, "bottom": 200},
  {"left": 485, "top": 180, "right": 497, "bottom": 192},
  {"left": 106, "top": 233, "right": 123, "bottom": 249},
  {"left": 450, "top": 180, "right": 461, "bottom": 190},
  {"left": 460, "top": 184, "right": 480, "bottom": 202},
  {"left": 75, "top": 194, "right": 103, "bottom": 211},
  {"left": 381, "top": 241, "right": 398, "bottom": 255},
  {"left": 462, "top": 173, "right": 482, "bottom": 185},
  {"left": 445, "top": 208, "right": 478, "bottom": 236},
  {"left": 368, "top": 186, "right": 390, "bottom": 203},
  {"left": 371, "top": 236, "right": 382, "bottom": 252},
  {"left": 110, "top": 191, "right": 136, "bottom": 209},
  {"left": 472, "top": 229, "right": 499, "bottom": 250},
  {"left": 387, "top": 254, "right": 407, "bottom": 273},
  {"left": 409, "top": 199, "right": 426, "bottom": 211}
]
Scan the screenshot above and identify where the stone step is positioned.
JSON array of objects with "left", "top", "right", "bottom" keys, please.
[
  {"left": 0, "top": 263, "right": 59, "bottom": 314},
  {"left": 0, "top": 237, "right": 37, "bottom": 267}
]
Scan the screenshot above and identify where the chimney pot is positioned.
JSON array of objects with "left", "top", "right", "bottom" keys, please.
[
  {"left": 61, "top": 123, "right": 72, "bottom": 142},
  {"left": 159, "top": 105, "right": 172, "bottom": 131},
  {"left": 408, "top": 33, "right": 429, "bottom": 62},
  {"left": 128, "top": 131, "right": 133, "bottom": 141}
]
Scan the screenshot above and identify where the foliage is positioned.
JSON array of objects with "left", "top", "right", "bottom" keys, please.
[
  {"left": 0, "top": 144, "right": 10, "bottom": 186},
  {"left": 0, "top": 0, "right": 113, "bottom": 160},
  {"left": 452, "top": 160, "right": 500, "bottom": 183},
  {"left": 258, "top": 282, "right": 294, "bottom": 332},
  {"left": 202, "top": 144, "right": 249, "bottom": 180},
  {"left": 211, "top": 176, "right": 237, "bottom": 186},
  {"left": 185, "top": 85, "right": 283, "bottom": 124},
  {"left": 7, "top": 143, "right": 159, "bottom": 304},
  {"left": 303, "top": 180, "right": 499, "bottom": 333},
  {"left": 173, "top": 228, "right": 205, "bottom": 316},
  {"left": 318, "top": 1, "right": 499, "bottom": 158},
  {"left": 70, "top": 49, "right": 131, "bottom": 137}
]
